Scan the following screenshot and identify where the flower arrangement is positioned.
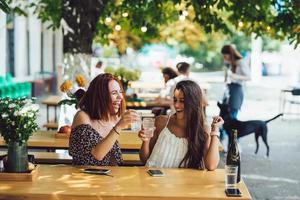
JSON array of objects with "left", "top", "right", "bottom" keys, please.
[
  {"left": 59, "top": 74, "right": 87, "bottom": 108},
  {"left": 0, "top": 97, "right": 39, "bottom": 144}
]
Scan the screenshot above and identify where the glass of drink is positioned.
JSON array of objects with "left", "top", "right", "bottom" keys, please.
[
  {"left": 225, "top": 165, "right": 238, "bottom": 189},
  {"left": 130, "top": 112, "right": 141, "bottom": 132},
  {"left": 142, "top": 117, "right": 155, "bottom": 137}
]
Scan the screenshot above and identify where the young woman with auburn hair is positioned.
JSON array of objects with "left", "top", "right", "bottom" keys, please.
[
  {"left": 139, "top": 80, "right": 223, "bottom": 170},
  {"left": 69, "top": 73, "right": 139, "bottom": 166}
]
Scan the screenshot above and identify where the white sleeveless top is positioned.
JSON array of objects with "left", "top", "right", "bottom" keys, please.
[{"left": 146, "top": 115, "right": 188, "bottom": 168}]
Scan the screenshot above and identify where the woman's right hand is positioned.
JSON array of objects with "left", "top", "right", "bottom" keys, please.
[
  {"left": 115, "top": 110, "right": 140, "bottom": 130},
  {"left": 138, "top": 127, "right": 152, "bottom": 142}
]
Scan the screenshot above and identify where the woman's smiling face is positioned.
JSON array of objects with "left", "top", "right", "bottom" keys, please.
[
  {"left": 108, "top": 80, "right": 123, "bottom": 114},
  {"left": 173, "top": 89, "right": 185, "bottom": 119}
]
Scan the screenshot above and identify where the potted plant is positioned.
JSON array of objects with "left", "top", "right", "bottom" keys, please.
[
  {"left": 104, "top": 67, "right": 141, "bottom": 92},
  {"left": 0, "top": 98, "right": 39, "bottom": 172}
]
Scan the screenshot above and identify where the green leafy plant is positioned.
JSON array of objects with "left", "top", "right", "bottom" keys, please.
[
  {"left": 105, "top": 67, "right": 141, "bottom": 92},
  {"left": 0, "top": 98, "right": 39, "bottom": 144},
  {"left": 105, "top": 67, "right": 141, "bottom": 82}
]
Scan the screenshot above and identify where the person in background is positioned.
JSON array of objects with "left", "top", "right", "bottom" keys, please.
[
  {"left": 153, "top": 67, "right": 178, "bottom": 116},
  {"left": 220, "top": 45, "right": 251, "bottom": 151},
  {"left": 170, "top": 62, "right": 208, "bottom": 113},
  {"left": 221, "top": 45, "right": 251, "bottom": 119},
  {"left": 160, "top": 67, "right": 178, "bottom": 99},
  {"left": 69, "top": 73, "right": 139, "bottom": 166},
  {"left": 139, "top": 80, "right": 223, "bottom": 170},
  {"left": 91, "top": 60, "right": 104, "bottom": 78}
]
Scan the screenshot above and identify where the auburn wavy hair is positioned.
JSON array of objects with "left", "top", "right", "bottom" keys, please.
[
  {"left": 221, "top": 45, "right": 242, "bottom": 73},
  {"left": 176, "top": 80, "right": 206, "bottom": 169},
  {"left": 79, "top": 73, "right": 126, "bottom": 121}
]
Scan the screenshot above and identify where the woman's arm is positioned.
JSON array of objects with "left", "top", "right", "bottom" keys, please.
[
  {"left": 72, "top": 110, "right": 138, "bottom": 161},
  {"left": 230, "top": 59, "right": 251, "bottom": 81},
  {"left": 91, "top": 110, "right": 139, "bottom": 160},
  {"left": 139, "top": 115, "right": 166, "bottom": 163},
  {"left": 203, "top": 117, "right": 224, "bottom": 170}
]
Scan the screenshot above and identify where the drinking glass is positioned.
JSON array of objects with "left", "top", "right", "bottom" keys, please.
[
  {"left": 225, "top": 165, "right": 238, "bottom": 189},
  {"left": 142, "top": 117, "right": 155, "bottom": 137},
  {"left": 130, "top": 112, "right": 141, "bottom": 131}
]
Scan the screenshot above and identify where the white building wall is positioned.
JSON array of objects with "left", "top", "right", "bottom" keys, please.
[
  {"left": 250, "top": 35, "right": 262, "bottom": 83},
  {"left": 54, "top": 28, "right": 63, "bottom": 70},
  {"left": 14, "top": 15, "right": 28, "bottom": 78},
  {"left": 42, "top": 22, "right": 54, "bottom": 72},
  {"left": 0, "top": 11, "right": 6, "bottom": 76},
  {"left": 28, "top": 7, "right": 41, "bottom": 75}
]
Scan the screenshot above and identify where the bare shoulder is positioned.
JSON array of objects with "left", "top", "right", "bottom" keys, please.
[
  {"left": 72, "top": 111, "right": 91, "bottom": 128},
  {"left": 154, "top": 115, "right": 169, "bottom": 134}
]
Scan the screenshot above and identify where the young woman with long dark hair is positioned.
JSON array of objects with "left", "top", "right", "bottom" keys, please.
[
  {"left": 221, "top": 45, "right": 251, "bottom": 119},
  {"left": 69, "top": 73, "right": 139, "bottom": 166},
  {"left": 139, "top": 80, "right": 223, "bottom": 170}
]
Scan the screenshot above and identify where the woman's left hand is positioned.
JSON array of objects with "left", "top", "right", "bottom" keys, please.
[{"left": 211, "top": 116, "right": 224, "bottom": 132}]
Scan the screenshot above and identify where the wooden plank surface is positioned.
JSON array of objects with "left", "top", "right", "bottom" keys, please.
[
  {"left": 0, "top": 165, "right": 251, "bottom": 200},
  {"left": 0, "top": 152, "right": 142, "bottom": 166},
  {"left": 0, "top": 130, "right": 141, "bottom": 150}
]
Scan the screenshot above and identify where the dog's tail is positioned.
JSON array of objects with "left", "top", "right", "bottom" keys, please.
[{"left": 265, "top": 113, "right": 283, "bottom": 123}]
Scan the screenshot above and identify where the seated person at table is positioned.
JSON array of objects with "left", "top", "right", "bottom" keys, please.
[
  {"left": 152, "top": 67, "right": 178, "bottom": 116},
  {"left": 139, "top": 80, "right": 223, "bottom": 170},
  {"left": 69, "top": 73, "right": 139, "bottom": 166},
  {"left": 160, "top": 67, "right": 178, "bottom": 99}
]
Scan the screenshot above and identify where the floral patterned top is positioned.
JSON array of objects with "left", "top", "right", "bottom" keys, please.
[{"left": 69, "top": 124, "right": 123, "bottom": 166}]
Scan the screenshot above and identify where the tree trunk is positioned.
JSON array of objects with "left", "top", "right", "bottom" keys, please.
[{"left": 62, "top": 0, "right": 106, "bottom": 54}]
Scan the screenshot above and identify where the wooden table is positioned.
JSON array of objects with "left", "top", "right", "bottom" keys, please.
[
  {"left": 0, "top": 130, "right": 141, "bottom": 151},
  {"left": 0, "top": 165, "right": 251, "bottom": 200}
]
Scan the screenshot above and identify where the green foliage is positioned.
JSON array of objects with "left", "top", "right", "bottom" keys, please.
[
  {"left": 2, "top": 0, "right": 299, "bottom": 49},
  {"left": 261, "top": 36, "right": 281, "bottom": 52},
  {"left": 0, "top": 0, "right": 10, "bottom": 13},
  {"left": 177, "top": 32, "right": 252, "bottom": 71},
  {"left": 58, "top": 98, "right": 78, "bottom": 108},
  {"left": 28, "top": 0, "right": 62, "bottom": 29},
  {"left": 0, "top": 98, "right": 39, "bottom": 144},
  {"left": 104, "top": 67, "right": 141, "bottom": 82}
]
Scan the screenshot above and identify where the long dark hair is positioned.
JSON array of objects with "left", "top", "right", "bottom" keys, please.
[
  {"left": 162, "top": 67, "right": 178, "bottom": 80},
  {"left": 176, "top": 80, "right": 206, "bottom": 169},
  {"left": 79, "top": 73, "right": 126, "bottom": 121},
  {"left": 221, "top": 45, "right": 242, "bottom": 73}
]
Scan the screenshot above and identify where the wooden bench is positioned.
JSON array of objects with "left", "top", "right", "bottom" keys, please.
[
  {"left": 43, "top": 122, "right": 58, "bottom": 130},
  {"left": 0, "top": 152, "right": 143, "bottom": 166}
]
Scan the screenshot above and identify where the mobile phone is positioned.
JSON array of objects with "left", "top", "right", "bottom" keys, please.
[
  {"left": 225, "top": 188, "right": 242, "bottom": 197},
  {"left": 147, "top": 169, "right": 164, "bottom": 177},
  {"left": 83, "top": 168, "right": 111, "bottom": 175}
]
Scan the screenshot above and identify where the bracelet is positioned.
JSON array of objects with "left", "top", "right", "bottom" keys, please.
[
  {"left": 112, "top": 126, "right": 120, "bottom": 135},
  {"left": 210, "top": 133, "right": 220, "bottom": 139}
]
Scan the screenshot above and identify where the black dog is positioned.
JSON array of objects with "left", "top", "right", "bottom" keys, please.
[{"left": 217, "top": 102, "right": 283, "bottom": 157}]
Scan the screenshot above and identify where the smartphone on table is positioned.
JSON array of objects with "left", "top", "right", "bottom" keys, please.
[
  {"left": 225, "top": 188, "right": 242, "bottom": 197},
  {"left": 147, "top": 169, "right": 164, "bottom": 177},
  {"left": 83, "top": 168, "right": 111, "bottom": 175}
]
